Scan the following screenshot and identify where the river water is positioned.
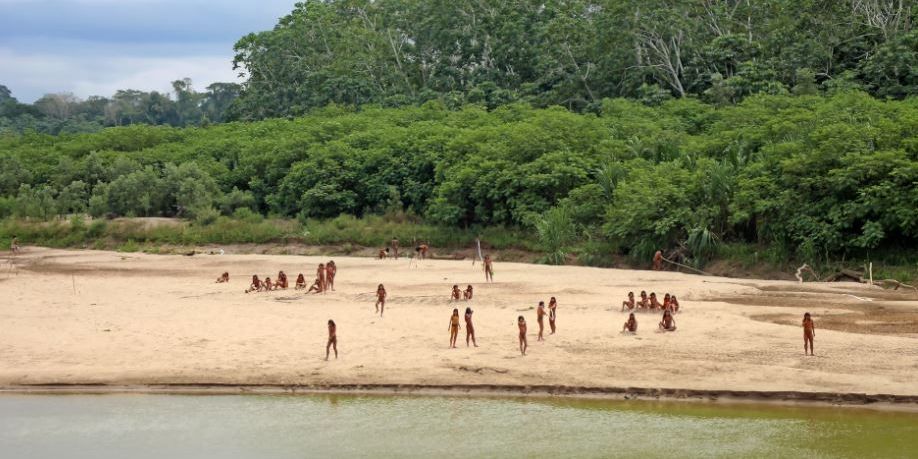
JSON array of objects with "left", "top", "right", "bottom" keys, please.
[{"left": 0, "top": 394, "right": 916, "bottom": 458}]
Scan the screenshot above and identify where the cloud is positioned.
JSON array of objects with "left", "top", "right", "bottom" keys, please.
[{"left": 0, "top": 0, "right": 294, "bottom": 102}]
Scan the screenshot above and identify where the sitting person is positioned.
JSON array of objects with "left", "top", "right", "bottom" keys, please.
[
  {"left": 245, "top": 275, "right": 263, "bottom": 293},
  {"left": 663, "top": 293, "right": 673, "bottom": 312},
  {"left": 307, "top": 276, "right": 322, "bottom": 293},
  {"left": 295, "top": 273, "right": 307, "bottom": 290},
  {"left": 621, "top": 291, "right": 635, "bottom": 311},
  {"left": 622, "top": 313, "right": 638, "bottom": 333},
  {"left": 276, "top": 271, "right": 288, "bottom": 289},
  {"left": 649, "top": 292, "right": 663, "bottom": 310},
  {"left": 378, "top": 249, "right": 388, "bottom": 260},
  {"left": 263, "top": 277, "right": 274, "bottom": 291},
  {"left": 451, "top": 284, "right": 462, "bottom": 301},
  {"left": 671, "top": 295, "right": 680, "bottom": 313},
  {"left": 463, "top": 284, "right": 474, "bottom": 300},
  {"left": 215, "top": 272, "right": 229, "bottom": 283},
  {"left": 659, "top": 310, "right": 677, "bottom": 331},
  {"left": 639, "top": 291, "right": 650, "bottom": 310}
]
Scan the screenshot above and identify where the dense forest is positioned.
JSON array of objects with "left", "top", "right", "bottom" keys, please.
[
  {"left": 0, "top": 80, "right": 240, "bottom": 135},
  {"left": 2, "top": 92, "right": 916, "bottom": 268},
  {"left": 1, "top": 0, "right": 917, "bottom": 273}
]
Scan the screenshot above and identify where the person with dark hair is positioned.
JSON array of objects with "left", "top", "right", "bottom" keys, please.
[
  {"left": 464, "top": 307, "right": 477, "bottom": 347},
  {"left": 548, "top": 297, "right": 558, "bottom": 334},
  {"left": 325, "top": 320, "right": 337, "bottom": 360},
  {"left": 803, "top": 313, "right": 815, "bottom": 355},
  {"left": 622, "top": 291, "right": 635, "bottom": 311},
  {"left": 623, "top": 313, "right": 638, "bottom": 333},
  {"left": 536, "top": 301, "right": 547, "bottom": 341},
  {"left": 448, "top": 309, "right": 461, "bottom": 348},
  {"left": 215, "top": 272, "right": 229, "bottom": 283},
  {"left": 659, "top": 310, "right": 677, "bottom": 332},
  {"left": 463, "top": 285, "right": 474, "bottom": 300},
  {"left": 451, "top": 284, "right": 462, "bottom": 301},
  {"left": 517, "top": 316, "right": 528, "bottom": 355},
  {"left": 375, "top": 284, "right": 387, "bottom": 316}
]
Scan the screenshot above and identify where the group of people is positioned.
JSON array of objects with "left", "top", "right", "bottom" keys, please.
[
  {"left": 451, "top": 284, "right": 474, "bottom": 301},
  {"left": 447, "top": 307, "right": 478, "bottom": 348},
  {"left": 236, "top": 261, "right": 337, "bottom": 294},
  {"left": 377, "top": 237, "right": 430, "bottom": 260},
  {"left": 620, "top": 290, "right": 680, "bottom": 333},
  {"left": 514, "top": 297, "right": 558, "bottom": 355}
]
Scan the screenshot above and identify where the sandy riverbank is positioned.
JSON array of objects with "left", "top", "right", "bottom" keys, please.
[{"left": 2, "top": 248, "right": 916, "bottom": 399}]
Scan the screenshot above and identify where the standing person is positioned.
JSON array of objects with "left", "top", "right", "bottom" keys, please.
[
  {"left": 316, "top": 263, "right": 326, "bottom": 293},
  {"left": 448, "top": 309, "right": 461, "bottom": 348},
  {"left": 517, "top": 316, "right": 528, "bottom": 355},
  {"left": 803, "top": 312, "right": 816, "bottom": 356},
  {"left": 391, "top": 237, "right": 400, "bottom": 260},
  {"left": 325, "top": 320, "right": 337, "bottom": 360},
  {"left": 375, "top": 284, "right": 387, "bottom": 316},
  {"left": 10, "top": 235, "right": 20, "bottom": 254},
  {"left": 653, "top": 250, "right": 664, "bottom": 271},
  {"left": 464, "top": 307, "right": 477, "bottom": 347},
  {"left": 536, "top": 301, "right": 547, "bottom": 341},
  {"left": 483, "top": 255, "right": 494, "bottom": 283},
  {"left": 548, "top": 297, "right": 558, "bottom": 334},
  {"left": 326, "top": 261, "right": 336, "bottom": 291}
]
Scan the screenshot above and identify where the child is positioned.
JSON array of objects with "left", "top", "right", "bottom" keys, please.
[
  {"left": 639, "top": 291, "right": 650, "bottom": 310},
  {"left": 659, "top": 310, "right": 677, "bottom": 332},
  {"left": 325, "top": 320, "right": 337, "bottom": 360},
  {"left": 376, "top": 284, "right": 387, "bottom": 316},
  {"left": 623, "top": 313, "right": 638, "bottom": 333},
  {"left": 245, "top": 275, "right": 262, "bottom": 293},
  {"left": 803, "top": 312, "right": 815, "bottom": 356},
  {"left": 536, "top": 301, "right": 546, "bottom": 341},
  {"left": 463, "top": 284, "right": 474, "bottom": 300},
  {"left": 465, "top": 307, "right": 477, "bottom": 347},
  {"left": 621, "top": 291, "right": 635, "bottom": 311},
  {"left": 671, "top": 295, "right": 680, "bottom": 313},
  {"left": 448, "top": 308, "right": 461, "bottom": 348},
  {"left": 484, "top": 255, "right": 494, "bottom": 283},
  {"left": 649, "top": 292, "right": 663, "bottom": 310},
  {"left": 264, "top": 277, "right": 274, "bottom": 291},
  {"left": 215, "top": 272, "right": 229, "bottom": 283},
  {"left": 663, "top": 293, "right": 672, "bottom": 312},
  {"left": 326, "top": 261, "right": 336, "bottom": 291},
  {"left": 451, "top": 284, "right": 462, "bottom": 301},
  {"left": 295, "top": 273, "right": 307, "bottom": 290},
  {"left": 548, "top": 297, "right": 558, "bottom": 334},
  {"left": 276, "top": 271, "right": 288, "bottom": 289},
  {"left": 518, "top": 316, "right": 528, "bottom": 355}
]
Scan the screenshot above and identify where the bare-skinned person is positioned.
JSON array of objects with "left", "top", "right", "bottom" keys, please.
[
  {"left": 671, "top": 295, "right": 680, "bottom": 313},
  {"left": 325, "top": 261, "right": 336, "bottom": 291},
  {"left": 803, "top": 312, "right": 816, "bottom": 356},
  {"left": 649, "top": 292, "right": 663, "bottom": 311},
  {"left": 316, "top": 263, "right": 326, "bottom": 294},
  {"left": 464, "top": 284, "right": 474, "bottom": 300},
  {"left": 418, "top": 243, "right": 429, "bottom": 259},
  {"left": 376, "top": 284, "right": 387, "bottom": 316},
  {"left": 465, "top": 307, "right": 477, "bottom": 347},
  {"left": 295, "top": 273, "right": 307, "bottom": 290},
  {"left": 663, "top": 293, "right": 672, "bottom": 312},
  {"left": 653, "top": 250, "right": 663, "bottom": 270},
  {"left": 622, "top": 313, "right": 638, "bottom": 333},
  {"left": 518, "top": 316, "right": 528, "bottom": 355},
  {"left": 307, "top": 276, "right": 322, "bottom": 293},
  {"left": 215, "top": 272, "right": 229, "bottom": 283},
  {"left": 276, "top": 271, "right": 288, "bottom": 289},
  {"left": 325, "top": 320, "right": 337, "bottom": 360},
  {"left": 622, "top": 291, "right": 635, "bottom": 311},
  {"left": 378, "top": 249, "right": 387, "bottom": 260},
  {"left": 659, "top": 310, "right": 677, "bottom": 332},
  {"left": 451, "top": 284, "right": 462, "bottom": 301},
  {"left": 391, "top": 237, "right": 399, "bottom": 260},
  {"left": 264, "top": 277, "right": 274, "bottom": 291},
  {"left": 639, "top": 291, "right": 650, "bottom": 310},
  {"left": 536, "top": 301, "right": 547, "bottom": 341},
  {"left": 448, "top": 308, "right": 461, "bottom": 348},
  {"left": 548, "top": 296, "right": 558, "bottom": 334},
  {"left": 483, "top": 255, "right": 494, "bottom": 282},
  {"left": 245, "top": 275, "right": 263, "bottom": 293}
]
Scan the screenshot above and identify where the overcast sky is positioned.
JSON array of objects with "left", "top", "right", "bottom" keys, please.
[{"left": 0, "top": 0, "right": 294, "bottom": 102}]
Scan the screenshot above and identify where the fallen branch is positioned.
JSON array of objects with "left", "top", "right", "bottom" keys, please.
[
  {"left": 795, "top": 263, "right": 818, "bottom": 283},
  {"left": 662, "top": 257, "right": 712, "bottom": 276}
]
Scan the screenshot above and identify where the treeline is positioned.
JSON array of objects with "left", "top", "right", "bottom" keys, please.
[
  {"left": 231, "top": 0, "right": 917, "bottom": 118},
  {"left": 0, "top": 80, "right": 240, "bottom": 135},
  {"left": 2, "top": 91, "right": 916, "bottom": 266}
]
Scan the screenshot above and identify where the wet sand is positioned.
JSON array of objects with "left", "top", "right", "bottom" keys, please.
[{"left": 2, "top": 248, "right": 917, "bottom": 401}]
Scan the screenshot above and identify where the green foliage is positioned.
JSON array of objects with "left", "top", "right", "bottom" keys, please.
[{"left": 535, "top": 205, "right": 577, "bottom": 265}]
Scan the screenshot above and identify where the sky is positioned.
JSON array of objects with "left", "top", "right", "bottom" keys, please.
[{"left": 0, "top": 0, "right": 295, "bottom": 102}]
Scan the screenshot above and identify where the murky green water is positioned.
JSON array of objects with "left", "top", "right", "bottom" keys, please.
[{"left": 0, "top": 394, "right": 916, "bottom": 458}]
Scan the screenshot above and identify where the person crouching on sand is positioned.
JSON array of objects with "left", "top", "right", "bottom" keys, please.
[
  {"left": 451, "top": 284, "right": 462, "bottom": 301},
  {"left": 295, "top": 273, "right": 307, "bottom": 290},
  {"left": 464, "top": 284, "right": 474, "bottom": 300},
  {"left": 376, "top": 284, "right": 387, "bottom": 316},
  {"left": 276, "top": 271, "right": 288, "bottom": 289},
  {"left": 518, "top": 316, "right": 528, "bottom": 355},
  {"left": 803, "top": 312, "right": 815, "bottom": 355},
  {"left": 448, "top": 308, "right": 461, "bottom": 348},
  {"left": 245, "top": 275, "right": 262, "bottom": 293},
  {"left": 326, "top": 320, "right": 337, "bottom": 360},
  {"left": 465, "top": 307, "right": 477, "bottom": 347},
  {"left": 623, "top": 313, "right": 638, "bottom": 333},
  {"left": 622, "top": 291, "right": 635, "bottom": 311},
  {"left": 215, "top": 272, "right": 229, "bottom": 283},
  {"left": 659, "top": 310, "right": 676, "bottom": 331}
]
